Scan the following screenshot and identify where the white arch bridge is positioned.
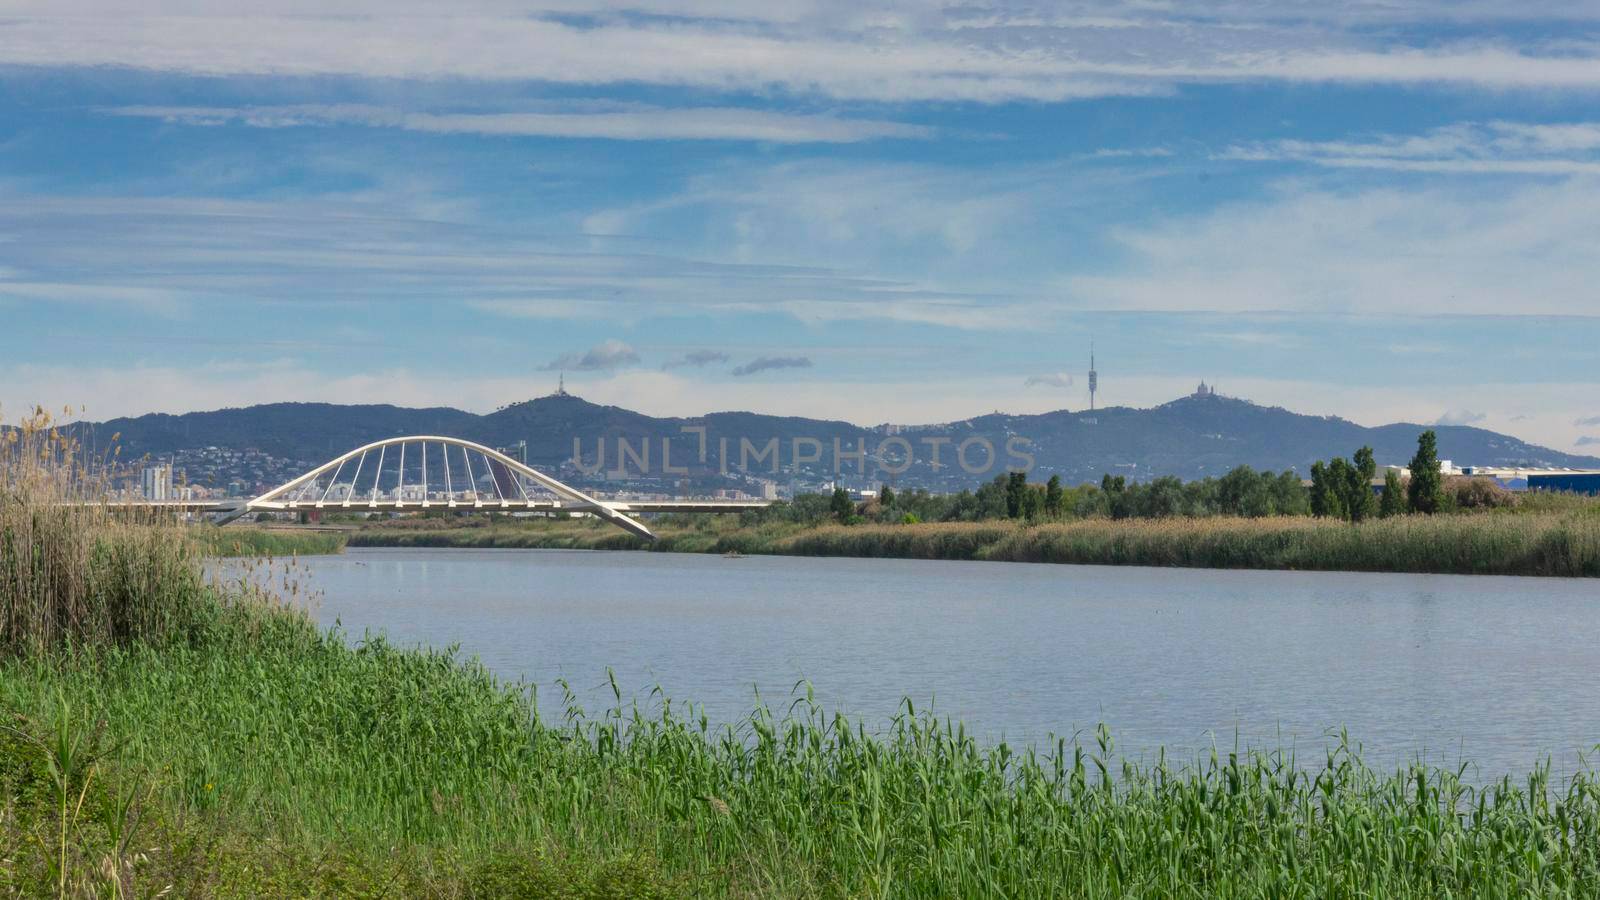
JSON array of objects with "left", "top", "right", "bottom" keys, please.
[{"left": 167, "top": 436, "right": 770, "bottom": 540}]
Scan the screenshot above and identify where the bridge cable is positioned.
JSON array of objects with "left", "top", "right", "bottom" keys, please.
[
  {"left": 318, "top": 457, "right": 347, "bottom": 506},
  {"left": 490, "top": 450, "right": 505, "bottom": 504},
  {"left": 346, "top": 451, "right": 367, "bottom": 507},
  {"left": 441, "top": 441, "right": 452, "bottom": 502},
  {"left": 513, "top": 459, "right": 531, "bottom": 502},
  {"left": 371, "top": 444, "right": 386, "bottom": 505}
]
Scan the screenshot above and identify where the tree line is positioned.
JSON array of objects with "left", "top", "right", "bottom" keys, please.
[{"left": 745, "top": 430, "right": 1455, "bottom": 528}]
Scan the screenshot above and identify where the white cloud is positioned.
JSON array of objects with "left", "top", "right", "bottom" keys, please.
[
  {"left": 3, "top": 7, "right": 1600, "bottom": 102},
  {"left": 1435, "top": 408, "right": 1488, "bottom": 426},
  {"left": 1063, "top": 177, "right": 1600, "bottom": 316},
  {"left": 585, "top": 158, "right": 1044, "bottom": 265},
  {"left": 1221, "top": 120, "right": 1600, "bottom": 174},
  {"left": 108, "top": 103, "right": 934, "bottom": 143},
  {"left": 0, "top": 363, "right": 565, "bottom": 427},
  {"left": 1024, "top": 372, "right": 1074, "bottom": 388},
  {"left": 0, "top": 190, "right": 1017, "bottom": 329},
  {"left": 0, "top": 281, "right": 186, "bottom": 315}
]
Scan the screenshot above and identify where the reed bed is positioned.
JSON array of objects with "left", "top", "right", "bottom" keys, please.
[
  {"left": 353, "top": 512, "right": 1600, "bottom": 577},
  {"left": 1, "top": 409, "right": 212, "bottom": 655},
  {"left": 5, "top": 610, "right": 1600, "bottom": 897},
  {"left": 191, "top": 527, "right": 348, "bottom": 558},
  {"left": 784, "top": 515, "right": 1600, "bottom": 577}
]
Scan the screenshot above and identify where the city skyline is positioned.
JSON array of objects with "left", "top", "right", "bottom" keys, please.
[{"left": 3, "top": 3, "right": 1600, "bottom": 451}]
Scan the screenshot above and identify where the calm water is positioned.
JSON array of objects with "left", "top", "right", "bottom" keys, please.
[{"left": 286, "top": 548, "right": 1600, "bottom": 776}]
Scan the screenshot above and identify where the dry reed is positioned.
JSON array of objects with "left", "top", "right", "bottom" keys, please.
[{"left": 1, "top": 407, "right": 211, "bottom": 655}]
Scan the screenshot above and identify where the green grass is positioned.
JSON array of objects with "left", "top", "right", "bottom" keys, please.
[
  {"left": 0, "top": 604, "right": 694, "bottom": 897},
  {"left": 191, "top": 527, "right": 348, "bottom": 558},
  {"left": 349, "top": 511, "right": 1600, "bottom": 577},
  {"left": 5, "top": 603, "right": 1600, "bottom": 897}
]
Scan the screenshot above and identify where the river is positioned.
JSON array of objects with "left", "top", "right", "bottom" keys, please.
[{"left": 284, "top": 547, "right": 1600, "bottom": 777}]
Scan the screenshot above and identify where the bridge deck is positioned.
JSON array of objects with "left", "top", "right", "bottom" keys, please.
[{"left": 94, "top": 499, "right": 770, "bottom": 514}]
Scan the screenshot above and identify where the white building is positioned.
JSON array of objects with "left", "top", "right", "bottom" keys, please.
[{"left": 141, "top": 465, "right": 172, "bottom": 501}]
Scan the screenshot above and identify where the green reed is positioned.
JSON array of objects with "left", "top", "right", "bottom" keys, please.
[
  {"left": 191, "top": 527, "right": 348, "bottom": 558},
  {"left": 4, "top": 605, "right": 1600, "bottom": 897}
]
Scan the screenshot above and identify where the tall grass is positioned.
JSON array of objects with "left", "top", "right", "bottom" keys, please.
[
  {"left": 1, "top": 408, "right": 212, "bottom": 655},
  {"left": 191, "top": 527, "right": 348, "bottom": 558},
  {"left": 352, "top": 512, "right": 1600, "bottom": 577},
  {"left": 4, "top": 610, "right": 1600, "bottom": 896},
  {"left": 784, "top": 515, "right": 1600, "bottom": 577}
]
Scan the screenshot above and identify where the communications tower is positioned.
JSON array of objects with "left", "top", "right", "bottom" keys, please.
[{"left": 1088, "top": 341, "right": 1098, "bottom": 411}]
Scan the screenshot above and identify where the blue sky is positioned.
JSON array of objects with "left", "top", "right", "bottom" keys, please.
[{"left": 3, "top": 2, "right": 1600, "bottom": 452}]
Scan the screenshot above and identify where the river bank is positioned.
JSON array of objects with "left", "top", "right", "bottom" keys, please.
[{"left": 347, "top": 510, "right": 1600, "bottom": 577}]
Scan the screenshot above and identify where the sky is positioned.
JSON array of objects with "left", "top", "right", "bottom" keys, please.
[{"left": 2, "top": 2, "right": 1599, "bottom": 453}]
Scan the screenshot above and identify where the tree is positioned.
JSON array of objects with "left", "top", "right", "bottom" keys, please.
[
  {"left": 1345, "top": 446, "right": 1377, "bottom": 523},
  {"left": 1273, "top": 470, "right": 1310, "bottom": 517},
  {"left": 829, "top": 486, "right": 853, "bottom": 521},
  {"left": 1324, "top": 458, "right": 1352, "bottom": 521},
  {"left": 1309, "top": 461, "right": 1334, "bottom": 518},
  {"left": 1044, "top": 474, "right": 1063, "bottom": 518},
  {"left": 1098, "top": 474, "right": 1130, "bottom": 519},
  {"left": 1407, "top": 430, "right": 1444, "bottom": 514},
  {"left": 1379, "top": 468, "right": 1408, "bottom": 517},
  {"left": 1020, "top": 485, "right": 1042, "bottom": 520},
  {"left": 879, "top": 484, "right": 896, "bottom": 507},
  {"left": 1005, "top": 472, "right": 1028, "bottom": 519},
  {"left": 974, "top": 476, "right": 1010, "bottom": 519},
  {"left": 1217, "top": 465, "right": 1258, "bottom": 517},
  {"left": 1143, "top": 476, "right": 1185, "bottom": 518}
]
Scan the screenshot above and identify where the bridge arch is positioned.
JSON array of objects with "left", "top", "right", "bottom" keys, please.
[{"left": 235, "top": 435, "right": 655, "bottom": 540}]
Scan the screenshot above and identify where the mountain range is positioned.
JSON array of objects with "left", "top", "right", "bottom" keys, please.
[{"left": 72, "top": 389, "right": 1600, "bottom": 489}]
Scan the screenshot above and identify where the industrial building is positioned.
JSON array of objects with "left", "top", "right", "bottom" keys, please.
[{"left": 1527, "top": 472, "right": 1600, "bottom": 496}]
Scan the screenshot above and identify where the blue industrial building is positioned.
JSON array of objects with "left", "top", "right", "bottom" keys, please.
[{"left": 1528, "top": 473, "right": 1600, "bottom": 496}]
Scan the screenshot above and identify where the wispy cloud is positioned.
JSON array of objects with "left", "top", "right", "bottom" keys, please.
[
  {"left": 1576, "top": 415, "right": 1600, "bottom": 427},
  {"left": 1085, "top": 147, "right": 1175, "bottom": 160},
  {"left": 108, "top": 103, "right": 933, "bottom": 144},
  {"left": 1577, "top": 436, "right": 1600, "bottom": 447},
  {"left": 1220, "top": 121, "right": 1600, "bottom": 174},
  {"left": 5, "top": 9, "right": 1600, "bottom": 102},
  {"left": 1063, "top": 178, "right": 1600, "bottom": 316},
  {"left": 662, "top": 349, "right": 730, "bottom": 370},
  {"left": 1024, "top": 372, "right": 1075, "bottom": 388},
  {"left": 0, "top": 280, "right": 186, "bottom": 316},
  {"left": 0, "top": 190, "right": 1018, "bottom": 328},
  {"left": 731, "top": 356, "right": 812, "bottom": 376},
  {"left": 1436, "top": 408, "right": 1488, "bottom": 426},
  {"left": 542, "top": 339, "right": 640, "bottom": 372}
]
